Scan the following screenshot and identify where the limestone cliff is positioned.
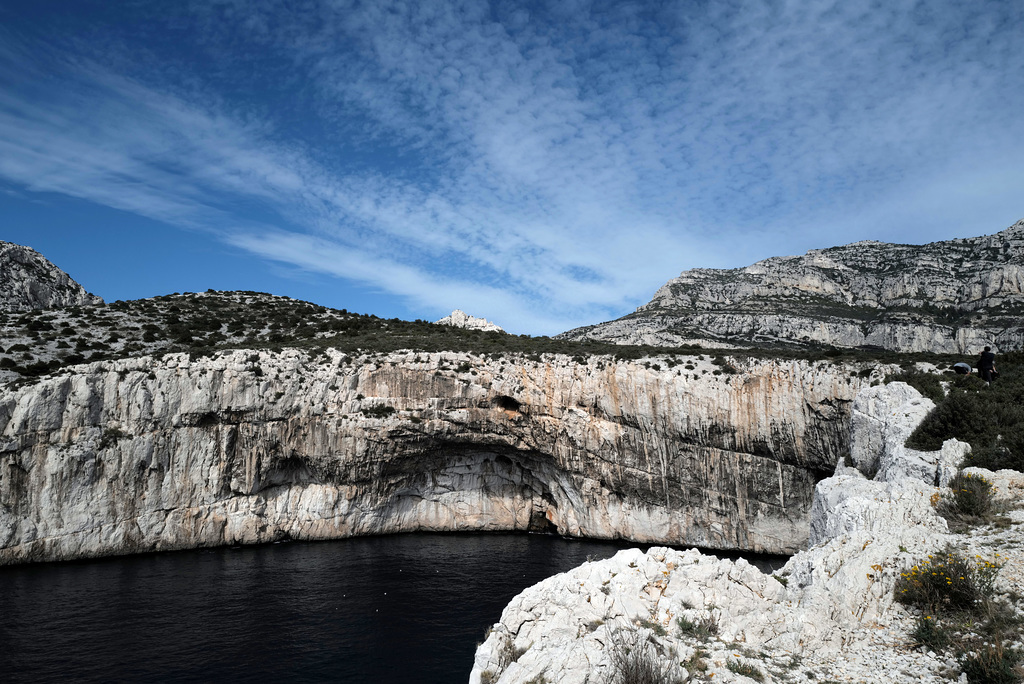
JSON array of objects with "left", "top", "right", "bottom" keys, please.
[
  {"left": 0, "top": 349, "right": 871, "bottom": 564},
  {"left": 0, "top": 241, "right": 103, "bottom": 312},
  {"left": 562, "top": 219, "right": 1024, "bottom": 353}
]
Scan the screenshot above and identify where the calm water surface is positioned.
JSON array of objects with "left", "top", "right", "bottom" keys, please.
[{"left": 0, "top": 533, "right": 784, "bottom": 683}]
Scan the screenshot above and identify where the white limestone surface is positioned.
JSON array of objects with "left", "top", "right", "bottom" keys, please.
[
  {"left": 849, "top": 382, "right": 966, "bottom": 487},
  {"left": 435, "top": 309, "right": 504, "bottom": 332},
  {"left": 469, "top": 382, "right": 1024, "bottom": 684}
]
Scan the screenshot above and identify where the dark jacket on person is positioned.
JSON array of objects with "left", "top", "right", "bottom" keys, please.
[{"left": 979, "top": 351, "right": 996, "bottom": 370}]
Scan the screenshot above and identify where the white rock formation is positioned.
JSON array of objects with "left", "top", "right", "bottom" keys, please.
[
  {"left": 847, "top": 382, "right": 966, "bottom": 487},
  {"left": 561, "top": 219, "right": 1024, "bottom": 353},
  {"left": 469, "top": 382, "right": 1024, "bottom": 683},
  {"left": 436, "top": 309, "right": 504, "bottom": 332},
  {"left": 0, "top": 350, "right": 876, "bottom": 564},
  {"left": 0, "top": 241, "right": 103, "bottom": 311}
]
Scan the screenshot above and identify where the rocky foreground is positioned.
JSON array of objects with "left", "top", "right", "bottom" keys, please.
[
  {"left": 470, "top": 382, "right": 1024, "bottom": 683},
  {"left": 1, "top": 349, "right": 874, "bottom": 564}
]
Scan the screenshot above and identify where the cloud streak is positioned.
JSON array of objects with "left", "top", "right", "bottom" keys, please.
[{"left": 0, "top": 0, "right": 1022, "bottom": 333}]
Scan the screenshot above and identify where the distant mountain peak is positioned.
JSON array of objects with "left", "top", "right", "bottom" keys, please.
[
  {"left": 435, "top": 309, "right": 504, "bottom": 332},
  {"left": 560, "top": 218, "right": 1024, "bottom": 354},
  {"left": 0, "top": 241, "right": 103, "bottom": 312}
]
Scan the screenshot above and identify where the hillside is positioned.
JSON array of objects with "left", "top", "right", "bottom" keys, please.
[
  {"left": 561, "top": 219, "right": 1024, "bottom": 353},
  {"left": 1, "top": 239, "right": 1021, "bottom": 577},
  {"left": 0, "top": 289, "right": 726, "bottom": 385}
]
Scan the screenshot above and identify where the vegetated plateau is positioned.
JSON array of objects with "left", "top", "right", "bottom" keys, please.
[{"left": 5, "top": 287, "right": 1023, "bottom": 470}]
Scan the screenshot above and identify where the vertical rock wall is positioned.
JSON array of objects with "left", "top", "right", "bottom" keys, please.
[{"left": 0, "top": 349, "right": 871, "bottom": 564}]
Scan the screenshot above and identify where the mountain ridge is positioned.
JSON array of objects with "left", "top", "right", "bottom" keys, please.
[
  {"left": 0, "top": 241, "right": 103, "bottom": 312},
  {"left": 560, "top": 218, "right": 1024, "bottom": 353}
]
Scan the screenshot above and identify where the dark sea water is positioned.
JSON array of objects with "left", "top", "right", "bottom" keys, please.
[{"left": 0, "top": 533, "right": 785, "bottom": 684}]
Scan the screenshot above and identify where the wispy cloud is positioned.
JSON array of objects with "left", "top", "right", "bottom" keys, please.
[{"left": 0, "top": 0, "right": 1022, "bottom": 333}]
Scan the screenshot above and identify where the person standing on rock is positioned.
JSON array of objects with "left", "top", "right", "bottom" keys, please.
[{"left": 978, "top": 346, "right": 997, "bottom": 384}]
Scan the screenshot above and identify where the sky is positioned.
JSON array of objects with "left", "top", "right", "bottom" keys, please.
[{"left": 1, "top": 1, "right": 1022, "bottom": 335}]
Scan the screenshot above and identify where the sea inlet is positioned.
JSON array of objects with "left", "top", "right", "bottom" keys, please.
[{"left": 0, "top": 533, "right": 785, "bottom": 683}]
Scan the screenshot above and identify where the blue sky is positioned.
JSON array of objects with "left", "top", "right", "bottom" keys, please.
[{"left": 1, "top": 1, "right": 1022, "bottom": 335}]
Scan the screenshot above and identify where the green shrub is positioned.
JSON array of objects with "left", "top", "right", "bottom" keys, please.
[
  {"left": 609, "top": 630, "right": 677, "bottom": 684},
  {"left": 910, "top": 615, "right": 951, "bottom": 651},
  {"left": 905, "top": 352, "right": 1024, "bottom": 473},
  {"left": 906, "top": 391, "right": 988, "bottom": 451},
  {"left": 676, "top": 614, "right": 718, "bottom": 640},
  {"left": 941, "top": 471, "right": 996, "bottom": 519},
  {"left": 98, "top": 427, "right": 129, "bottom": 450},
  {"left": 960, "top": 643, "right": 1022, "bottom": 684},
  {"left": 895, "top": 547, "right": 1002, "bottom": 613},
  {"left": 968, "top": 430, "right": 1024, "bottom": 472},
  {"left": 360, "top": 405, "right": 396, "bottom": 418},
  {"left": 726, "top": 659, "right": 765, "bottom": 682}
]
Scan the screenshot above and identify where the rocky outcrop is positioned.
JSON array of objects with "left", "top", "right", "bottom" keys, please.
[
  {"left": 561, "top": 219, "right": 1024, "bottom": 353},
  {"left": 469, "top": 383, "right": 1024, "bottom": 683},
  {"left": 0, "top": 350, "right": 872, "bottom": 564},
  {"left": 436, "top": 309, "right": 504, "bottom": 332},
  {"left": 0, "top": 241, "right": 103, "bottom": 312},
  {"left": 844, "top": 382, "right": 967, "bottom": 489}
]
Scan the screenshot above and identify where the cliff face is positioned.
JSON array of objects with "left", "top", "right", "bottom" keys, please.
[
  {"left": 0, "top": 349, "right": 870, "bottom": 564},
  {"left": 561, "top": 219, "right": 1024, "bottom": 353},
  {"left": 0, "top": 241, "right": 103, "bottom": 312}
]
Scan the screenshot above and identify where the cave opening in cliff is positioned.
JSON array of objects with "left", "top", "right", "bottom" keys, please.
[
  {"left": 491, "top": 395, "right": 521, "bottom": 412},
  {"left": 527, "top": 510, "right": 558, "bottom": 534},
  {"left": 379, "top": 443, "right": 566, "bottom": 536}
]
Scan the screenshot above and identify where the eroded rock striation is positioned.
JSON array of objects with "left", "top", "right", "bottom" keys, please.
[
  {"left": 0, "top": 241, "right": 103, "bottom": 312},
  {"left": 0, "top": 350, "right": 870, "bottom": 564},
  {"left": 469, "top": 383, "right": 1024, "bottom": 683},
  {"left": 562, "top": 219, "right": 1024, "bottom": 353}
]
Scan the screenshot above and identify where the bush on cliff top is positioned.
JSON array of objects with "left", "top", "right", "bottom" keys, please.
[
  {"left": 939, "top": 471, "right": 997, "bottom": 520},
  {"left": 3, "top": 287, "right": 995, "bottom": 391},
  {"left": 609, "top": 629, "right": 680, "bottom": 684},
  {"left": 904, "top": 352, "right": 1024, "bottom": 472}
]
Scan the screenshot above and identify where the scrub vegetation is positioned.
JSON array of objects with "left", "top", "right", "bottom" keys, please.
[
  {"left": 609, "top": 629, "right": 682, "bottom": 684},
  {"left": 0, "top": 289, "right": 987, "bottom": 391},
  {"left": 894, "top": 468, "right": 1024, "bottom": 682},
  {"left": 900, "top": 352, "right": 1024, "bottom": 472},
  {"left": 896, "top": 546, "right": 1022, "bottom": 683}
]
